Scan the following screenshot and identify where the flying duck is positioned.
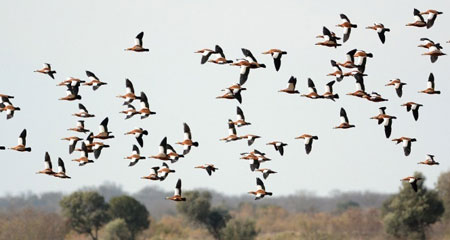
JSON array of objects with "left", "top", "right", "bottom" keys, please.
[
  {"left": 68, "top": 120, "right": 89, "bottom": 134},
  {"left": 315, "top": 26, "right": 341, "bottom": 48},
  {"left": 301, "top": 78, "right": 323, "bottom": 99},
  {"left": 239, "top": 134, "right": 261, "bottom": 146},
  {"left": 346, "top": 73, "right": 368, "bottom": 98},
  {"left": 278, "top": 76, "right": 300, "bottom": 94},
  {"left": 406, "top": 9, "right": 427, "bottom": 27},
  {"left": 248, "top": 178, "right": 273, "bottom": 200},
  {"left": 385, "top": 79, "right": 406, "bottom": 98},
  {"left": 93, "top": 117, "right": 114, "bottom": 140},
  {"left": 216, "top": 88, "right": 243, "bottom": 104},
  {"left": 421, "top": 43, "right": 446, "bottom": 63},
  {"left": 73, "top": 104, "right": 95, "bottom": 118},
  {"left": 364, "top": 92, "right": 388, "bottom": 102},
  {"left": 83, "top": 71, "right": 107, "bottom": 90},
  {"left": 36, "top": 152, "right": 56, "bottom": 176},
  {"left": 321, "top": 81, "right": 339, "bottom": 101},
  {"left": 338, "top": 49, "right": 357, "bottom": 68},
  {"left": 149, "top": 137, "right": 170, "bottom": 161},
  {"left": 57, "top": 77, "right": 85, "bottom": 87},
  {"left": 365, "top": 23, "right": 390, "bottom": 44},
  {"left": 220, "top": 119, "right": 241, "bottom": 142},
  {"left": 125, "top": 32, "right": 149, "bottom": 52},
  {"left": 72, "top": 142, "right": 94, "bottom": 166},
  {"left": 418, "top": 154, "right": 439, "bottom": 166},
  {"left": 401, "top": 102, "right": 422, "bottom": 121},
  {"left": 195, "top": 46, "right": 217, "bottom": 64},
  {"left": 295, "top": 134, "right": 318, "bottom": 154},
  {"left": 34, "top": 63, "right": 56, "bottom": 79},
  {"left": 54, "top": 157, "right": 71, "bottom": 179},
  {"left": 419, "top": 73, "right": 441, "bottom": 94},
  {"left": 9, "top": 129, "right": 31, "bottom": 152},
  {"left": 370, "top": 107, "right": 396, "bottom": 138},
  {"left": 158, "top": 163, "right": 175, "bottom": 181},
  {"left": 327, "top": 60, "right": 345, "bottom": 82},
  {"left": 266, "top": 141, "right": 288, "bottom": 156},
  {"left": 207, "top": 45, "right": 233, "bottom": 64},
  {"left": 120, "top": 103, "right": 139, "bottom": 120},
  {"left": 336, "top": 14, "right": 357, "bottom": 43},
  {"left": 141, "top": 167, "right": 161, "bottom": 181},
  {"left": 138, "top": 92, "right": 156, "bottom": 119},
  {"left": 334, "top": 108, "right": 355, "bottom": 129},
  {"left": 262, "top": 49, "right": 287, "bottom": 71},
  {"left": 401, "top": 176, "right": 422, "bottom": 192},
  {"left": 420, "top": 9, "right": 443, "bottom": 28},
  {"left": 233, "top": 106, "right": 251, "bottom": 127},
  {"left": 117, "top": 79, "right": 140, "bottom": 105},
  {"left": 195, "top": 164, "right": 218, "bottom": 176},
  {"left": 353, "top": 50, "right": 373, "bottom": 73},
  {"left": 392, "top": 137, "right": 417, "bottom": 156},
  {"left": 59, "top": 84, "right": 81, "bottom": 101},
  {"left": 61, "top": 136, "right": 82, "bottom": 154},
  {"left": 0, "top": 97, "right": 20, "bottom": 119},
  {"left": 256, "top": 168, "right": 277, "bottom": 180},
  {"left": 176, "top": 123, "right": 199, "bottom": 155},
  {"left": 125, "top": 127, "right": 148, "bottom": 147},
  {"left": 125, "top": 145, "right": 146, "bottom": 167},
  {"left": 166, "top": 179, "right": 186, "bottom": 201},
  {"left": 166, "top": 144, "right": 184, "bottom": 163}
]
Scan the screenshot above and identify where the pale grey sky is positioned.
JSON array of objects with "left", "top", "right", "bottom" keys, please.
[{"left": 1, "top": 0, "right": 449, "bottom": 196}]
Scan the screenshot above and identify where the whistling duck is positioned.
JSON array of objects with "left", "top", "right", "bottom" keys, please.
[
  {"left": 316, "top": 27, "right": 341, "bottom": 48},
  {"left": 176, "top": 123, "right": 199, "bottom": 155},
  {"left": 220, "top": 120, "right": 241, "bottom": 142},
  {"left": 166, "top": 179, "right": 186, "bottom": 201},
  {"left": 141, "top": 167, "right": 161, "bottom": 181},
  {"left": 149, "top": 137, "right": 170, "bottom": 161},
  {"left": 386, "top": 79, "right": 406, "bottom": 98},
  {"left": 301, "top": 78, "right": 323, "bottom": 99},
  {"left": 9, "top": 129, "right": 31, "bottom": 152},
  {"left": 364, "top": 92, "right": 388, "bottom": 102},
  {"left": 125, "top": 128, "right": 148, "bottom": 147},
  {"left": 366, "top": 23, "right": 390, "bottom": 44},
  {"left": 353, "top": 50, "right": 373, "bottom": 73},
  {"left": 61, "top": 136, "right": 82, "bottom": 154},
  {"left": 92, "top": 141, "right": 110, "bottom": 159},
  {"left": 328, "top": 60, "right": 345, "bottom": 82},
  {"left": 125, "top": 145, "right": 146, "bottom": 167},
  {"left": 68, "top": 120, "right": 89, "bottom": 134},
  {"left": 34, "top": 63, "right": 56, "bottom": 79},
  {"left": 401, "top": 176, "right": 422, "bottom": 192},
  {"left": 233, "top": 106, "right": 251, "bottom": 127},
  {"left": 418, "top": 154, "right": 439, "bottom": 166},
  {"left": 138, "top": 92, "right": 156, "bottom": 119},
  {"left": 370, "top": 107, "right": 396, "bottom": 138},
  {"left": 120, "top": 104, "right": 139, "bottom": 120},
  {"left": 406, "top": 9, "right": 426, "bottom": 27},
  {"left": 0, "top": 97, "right": 20, "bottom": 119},
  {"left": 401, "top": 102, "right": 422, "bottom": 121},
  {"left": 346, "top": 73, "right": 368, "bottom": 98},
  {"left": 222, "top": 83, "right": 247, "bottom": 92},
  {"left": 59, "top": 84, "right": 81, "bottom": 101},
  {"left": 76, "top": 133, "right": 94, "bottom": 153},
  {"left": 239, "top": 134, "right": 261, "bottom": 146},
  {"left": 418, "top": 38, "right": 438, "bottom": 49},
  {"left": 392, "top": 137, "right": 416, "bottom": 156},
  {"left": 241, "top": 150, "right": 271, "bottom": 171},
  {"left": 125, "top": 32, "right": 149, "bottom": 52},
  {"left": 233, "top": 48, "right": 266, "bottom": 85},
  {"left": 334, "top": 108, "right": 355, "bottom": 129},
  {"left": 262, "top": 49, "right": 287, "bottom": 71},
  {"left": 249, "top": 178, "right": 272, "bottom": 200},
  {"left": 36, "top": 152, "right": 56, "bottom": 176},
  {"left": 195, "top": 164, "right": 218, "bottom": 176},
  {"left": 279, "top": 76, "right": 300, "bottom": 94},
  {"left": 420, "top": 9, "right": 443, "bottom": 28},
  {"left": 208, "top": 45, "right": 233, "bottom": 64},
  {"left": 195, "top": 46, "right": 217, "bottom": 64},
  {"left": 419, "top": 73, "right": 441, "bottom": 94},
  {"left": 266, "top": 141, "right": 287, "bottom": 156},
  {"left": 321, "top": 81, "right": 339, "bottom": 101},
  {"left": 57, "top": 77, "right": 85, "bottom": 87},
  {"left": 73, "top": 103, "right": 95, "bottom": 118},
  {"left": 422, "top": 44, "right": 446, "bottom": 63},
  {"left": 256, "top": 168, "right": 277, "bottom": 180},
  {"left": 295, "top": 134, "right": 318, "bottom": 154},
  {"left": 83, "top": 71, "right": 107, "bottom": 90},
  {"left": 216, "top": 88, "right": 243, "bottom": 104},
  {"left": 158, "top": 163, "right": 175, "bottom": 181},
  {"left": 117, "top": 79, "right": 140, "bottom": 105},
  {"left": 336, "top": 14, "right": 357, "bottom": 42},
  {"left": 166, "top": 144, "right": 184, "bottom": 163},
  {"left": 93, "top": 117, "right": 114, "bottom": 140},
  {"left": 72, "top": 142, "right": 94, "bottom": 166},
  {"left": 338, "top": 49, "right": 357, "bottom": 68},
  {"left": 54, "top": 157, "right": 71, "bottom": 179}
]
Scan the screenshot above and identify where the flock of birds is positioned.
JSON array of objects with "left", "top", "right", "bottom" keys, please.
[{"left": 1, "top": 8, "right": 448, "bottom": 200}]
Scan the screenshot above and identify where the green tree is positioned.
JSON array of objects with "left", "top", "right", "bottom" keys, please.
[
  {"left": 381, "top": 172, "right": 444, "bottom": 240},
  {"left": 221, "top": 218, "right": 258, "bottom": 240},
  {"left": 437, "top": 170, "right": 450, "bottom": 221},
  {"left": 102, "top": 218, "right": 132, "bottom": 240},
  {"left": 109, "top": 195, "right": 150, "bottom": 240},
  {"left": 60, "top": 191, "right": 110, "bottom": 240},
  {"left": 176, "top": 191, "right": 230, "bottom": 239},
  {"left": 336, "top": 200, "right": 360, "bottom": 213}
]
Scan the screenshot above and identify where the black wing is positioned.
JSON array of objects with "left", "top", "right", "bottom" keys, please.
[
  {"left": 241, "top": 48, "right": 258, "bottom": 62},
  {"left": 126, "top": 79, "right": 135, "bottom": 94},
  {"left": 100, "top": 117, "right": 109, "bottom": 133},
  {"left": 256, "top": 178, "right": 265, "bottom": 190},
  {"left": 45, "top": 152, "right": 52, "bottom": 169},
  {"left": 58, "top": 158, "right": 66, "bottom": 173},
  {"left": 340, "top": 108, "right": 349, "bottom": 123}
]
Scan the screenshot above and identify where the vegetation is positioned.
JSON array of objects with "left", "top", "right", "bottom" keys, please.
[
  {"left": 109, "top": 195, "right": 150, "bottom": 239},
  {"left": 102, "top": 218, "right": 132, "bottom": 240},
  {"left": 222, "top": 218, "right": 258, "bottom": 240}
]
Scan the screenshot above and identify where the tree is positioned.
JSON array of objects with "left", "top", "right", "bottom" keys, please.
[
  {"left": 221, "top": 218, "right": 258, "bottom": 240},
  {"left": 381, "top": 172, "right": 444, "bottom": 240},
  {"left": 336, "top": 200, "right": 360, "bottom": 213},
  {"left": 176, "top": 191, "right": 230, "bottom": 239},
  {"left": 437, "top": 170, "right": 450, "bottom": 221},
  {"left": 109, "top": 195, "right": 150, "bottom": 240},
  {"left": 102, "top": 218, "right": 132, "bottom": 240},
  {"left": 60, "top": 191, "right": 110, "bottom": 240}
]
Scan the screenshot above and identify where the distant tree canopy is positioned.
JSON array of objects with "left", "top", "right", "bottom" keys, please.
[
  {"left": 60, "top": 191, "right": 110, "bottom": 240},
  {"left": 381, "top": 172, "right": 444, "bottom": 240},
  {"left": 176, "top": 191, "right": 231, "bottom": 240},
  {"left": 437, "top": 170, "right": 450, "bottom": 221},
  {"left": 222, "top": 218, "right": 258, "bottom": 240},
  {"left": 109, "top": 195, "right": 150, "bottom": 240},
  {"left": 102, "top": 218, "right": 132, "bottom": 240},
  {"left": 336, "top": 200, "right": 360, "bottom": 213}
]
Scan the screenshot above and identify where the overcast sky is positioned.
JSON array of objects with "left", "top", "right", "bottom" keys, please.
[{"left": 1, "top": 0, "right": 449, "bottom": 197}]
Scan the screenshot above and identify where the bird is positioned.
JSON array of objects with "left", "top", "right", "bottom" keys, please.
[
  {"left": 401, "top": 102, "right": 423, "bottom": 121},
  {"left": 266, "top": 141, "right": 288, "bottom": 156},
  {"left": 392, "top": 137, "right": 417, "bottom": 156},
  {"left": 158, "top": 163, "right": 175, "bottom": 181},
  {"left": 418, "top": 38, "right": 438, "bottom": 49},
  {"left": 207, "top": 45, "right": 233, "bottom": 64},
  {"left": 421, "top": 43, "right": 446, "bottom": 63},
  {"left": 418, "top": 73, "right": 441, "bottom": 94},
  {"left": 120, "top": 104, "right": 139, "bottom": 120},
  {"left": 328, "top": 60, "right": 345, "bottom": 82},
  {"left": 370, "top": 107, "right": 396, "bottom": 138},
  {"left": 338, "top": 49, "right": 357, "bottom": 68},
  {"left": 256, "top": 168, "right": 277, "bottom": 180},
  {"left": 61, "top": 136, "right": 82, "bottom": 154},
  {"left": 138, "top": 92, "right": 156, "bottom": 119},
  {"left": 73, "top": 104, "right": 95, "bottom": 118},
  {"left": 295, "top": 134, "right": 318, "bottom": 154},
  {"left": 365, "top": 23, "right": 390, "bottom": 44},
  {"left": 220, "top": 120, "right": 241, "bottom": 142},
  {"left": 93, "top": 117, "right": 114, "bottom": 140},
  {"left": 92, "top": 141, "right": 110, "bottom": 159},
  {"left": 216, "top": 88, "right": 243, "bottom": 104},
  {"left": 321, "top": 81, "right": 339, "bottom": 101},
  {"left": 117, "top": 79, "right": 140, "bottom": 105},
  {"left": 233, "top": 106, "right": 251, "bottom": 127},
  {"left": 239, "top": 134, "right": 261, "bottom": 146},
  {"left": 420, "top": 9, "right": 443, "bottom": 28},
  {"left": 124, "top": 128, "right": 148, "bottom": 147},
  {"left": 0, "top": 97, "right": 20, "bottom": 119},
  {"left": 34, "top": 63, "right": 56, "bottom": 79},
  {"left": 68, "top": 120, "right": 90, "bottom": 134},
  {"left": 401, "top": 176, "right": 422, "bottom": 192},
  {"left": 364, "top": 92, "right": 388, "bottom": 103},
  {"left": 176, "top": 123, "right": 199, "bottom": 155},
  {"left": 315, "top": 26, "right": 341, "bottom": 48},
  {"left": 278, "top": 76, "right": 300, "bottom": 94},
  {"left": 241, "top": 150, "right": 271, "bottom": 171},
  {"left": 334, "top": 108, "right": 355, "bottom": 129},
  {"left": 262, "top": 49, "right": 287, "bottom": 71},
  {"left": 9, "top": 129, "right": 31, "bottom": 152},
  {"left": 83, "top": 71, "right": 107, "bottom": 91},
  {"left": 125, "top": 32, "right": 149, "bottom": 52},
  {"left": 141, "top": 167, "right": 161, "bottom": 181},
  {"left": 353, "top": 50, "right": 373, "bottom": 73},
  {"left": 406, "top": 9, "right": 427, "bottom": 27},
  {"left": 232, "top": 48, "right": 266, "bottom": 85},
  {"left": 346, "top": 73, "right": 368, "bottom": 98},
  {"left": 195, "top": 164, "right": 218, "bottom": 176},
  {"left": 54, "top": 158, "right": 71, "bottom": 179},
  {"left": 59, "top": 84, "right": 81, "bottom": 101},
  {"left": 36, "top": 152, "right": 56, "bottom": 176},
  {"left": 72, "top": 142, "right": 94, "bottom": 166},
  {"left": 166, "top": 179, "right": 186, "bottom": 201},
  {"left": 57, "top": 77, "right": 85, "bottom": 87},
  {"left": 301, "top": 78, "right": 323, "bottom": 99},
  {"left": 385, "top": 79, "right": 407, "bottom": 98},
  {"left": 418, "top": 154, "right": 439, "bottom": 166},
  {"left": 336, "top": 14, "right": 357, "bottom": 42},
  {"left": 125, "top": 145, "right": 146, "bottom": 167},
  {"left": 248, "top": 178, "right": 272, "bottom": 200},
  {"left": 149, "top": 137, "right": 171, "bottom": 161},
  {"left": 195, "top": 46, "right": 217, "bottom": 64}
]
